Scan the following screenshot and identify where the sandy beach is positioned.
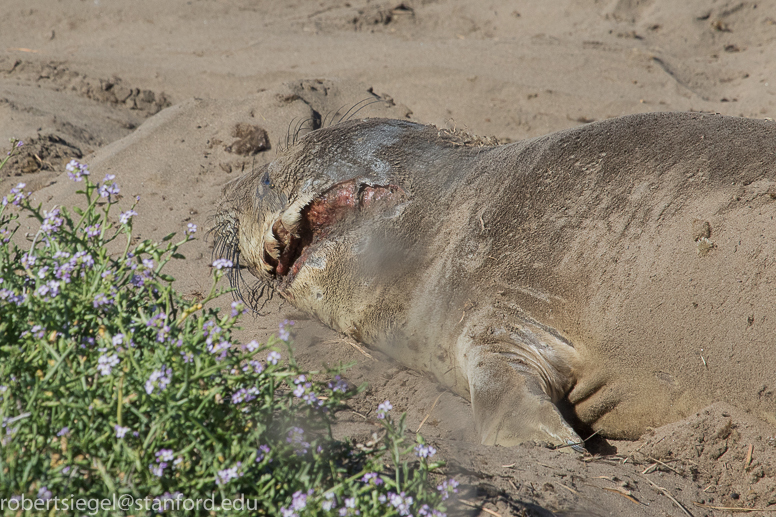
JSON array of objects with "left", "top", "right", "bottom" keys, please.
[{"left": 2, "top": 1, "right": 776, "bottom": 514}]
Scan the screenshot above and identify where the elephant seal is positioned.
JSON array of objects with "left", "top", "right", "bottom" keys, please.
[{"left": 214, "top": 112, "right": 776, "bottom": 449}]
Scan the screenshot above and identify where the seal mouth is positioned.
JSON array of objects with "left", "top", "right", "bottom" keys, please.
[{"left": 262, "top": 179, "right": 405, "bottom": 285}]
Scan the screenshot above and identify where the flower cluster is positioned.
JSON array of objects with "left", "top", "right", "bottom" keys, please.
[
  {"left": 414, "top": 443, "right": 437, "bottom": 459},
  {"left": 93, "top": 292, "right": 112, "bottom": 309},
  {"left": 379, "top": 492, "right": 414, "bottom": 516},
  {"left": 376, "top": 400, "right": 392, "bottom": 419},
  {"left": 286, "top": 426, "right": 311, "bottom": 456},
  {"left": 436, "top": 478, "right": 459, "bottom": 501},
  {"left": 278, "top": 319, "right": 295, "bottom": 341},
  {"left": 40, "top": 208, "right": 65, "bottom": 235},
  {"left": 231, "top": 386, "right": 259, "bottom": 404},
  {"left": 292, "top": 374, "right": 322, "bottom": 407},
  {"left": 361, "top": 472, "right": 384, "bottom": 486},
  {"left": 97, "top": 353, "right": 120, "bottom": 376},
  {"left": 0, "top": 286, "right": 25, "bottom": 306},
  {"left": 255, "top": 444, "right": 271, "bottom": 463},
  {"left": 321, "top": 492, "right": 336, "bottom": 512},
  {"left": 267, "top": 350, "right": 281, "bottom": 365},
  {"left": 230, "top": 300, "right": 246, "bottom": 317},
  {"left": 98, "top": 174, "right": 119, "bottom": 198},
  {"left": 280, "top": 490, "right": 311, "bottom": 517},
  {"left": 145, "top": 365, "right": 172, "bottom": 394},
  {"left": 211, "top": 258, "right": 232, "bottom": 270},
  {"left": 149, "top": 449, "right": 176, "bottom": 477},
  {"left": 328, "top": 375, "right": 348, "bottom": 393},
  {"left": 203, "top": 321, "right": 231, "bottom": 360},
  {"left": 120, "top": 209, "right": 137, "bottom": 225},
  {"left": 146, "top": 310, "right": 171, "bottom": 342},
  {"left": 0, "top": 156, "right": 450, "bottom": 516},
  {"left": 2, "top": 182, "right": 29, "bottom": 207},
  {"left": 215, "top": 462, "right": 244, "bottom": 485},
  {"left": 65, "top": 160, "right": 90, "bottom": 181}
]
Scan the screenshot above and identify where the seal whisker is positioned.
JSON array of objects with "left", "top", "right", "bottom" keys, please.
[
  {"left": 336, "top": 98, "right": 374, "bottom": 124},
  {"left": 323, "top": 103, "right": 349, "bottom": 128},
  {"left": 285, "top": 116, "right": 298, "bottom": 151},
  {"left": 343, "top": 98, "right": 384, "bottom": 122},
  {"left": 292, "top": 116, "right": 320, "bottom": 146}
]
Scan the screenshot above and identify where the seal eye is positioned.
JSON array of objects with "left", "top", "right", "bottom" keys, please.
[{"left": 261, "top": 172, "right": 274, "bottom": 189}]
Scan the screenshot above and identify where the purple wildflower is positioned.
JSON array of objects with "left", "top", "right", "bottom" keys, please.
[
  {"left": 212, "top": 258, "right": 233, "bottom": 270},
  {"left": 97, "top": 353, "right": 120, "bottom": 376},
  {"left": 84, "top": 224, "right": 101, "bottom": 238},
  {"left": 65, "top": 160, "right": 89, "bottom": 181},
  {"left": 322, "top": 492, "right": 336, "bottom": 511},
  {"left": 145, "top": 365, "right": 172, "bottom": 394},
  {"left": 119, "top": 210, "right": 137, "bottom": 225},
  {"left": 114, "top": 425, "right": 130, "bottom": 438},
  {"left": 21, "top": 253, "right": 36, "bottom": 269},
  {"left": 278, "top": 319, "right": 295, "bottom": 341},
  {"left": 40, "top": 208, "right": 64, "bottom": 234},
  {"left": 231, "top": 387, "right": 258, "bottom": 404},
  {"left": 36, "top": 487, "right": 51, "bottom": 502},
  {"left": 215, "top": 462, "right": 243, "bottom": 485},
  {"left": 230, "top": 300, "right": 245, "bottom": 317},
  {"left": 149, "top": 463, "right": 165, "bottom": 477},
  {"left": 286, "top": 427, "right": 310, "bottom": 455},
  {"left": 93, "top": 293, "right": 111, "bottom": 308},
  {"left": 2, "top": 182, "right": 29, "bottom": 207},
  {"left": 436, "top": 478, "right": 459, "bottom": 501},
  {"left": 267, "top": 351, "right": 281, "bottom": 365},
  {"left": 362, "top": 472, "right": 384, "bottom": 485},
  {"left": 386, "top": 492, "right": 414, "bottom": 516},
  {"left": 255, "top": 444, "right": 270, "bottom": 463},
  {"left": 414, "top": 443, "right": 437, "bottom": 459},
  {"left": 155, "top": 449, "right": 174, "bottom": 462},
  {"left": 328, "top": 375, "right": 348, "bottom": 393},
  {"left": 98, "top": 174, "right": 119, "bottom": 198},
  {"left": 376, "top": 400, "right": 392, "bottom": 419}
]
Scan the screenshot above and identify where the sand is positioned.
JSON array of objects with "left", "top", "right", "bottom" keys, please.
[{"left": 2, "top": 0, "right": 776, "bottom": 515}]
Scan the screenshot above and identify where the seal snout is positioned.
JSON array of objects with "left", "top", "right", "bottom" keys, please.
[{"left": 260, "top": 179, "right": 404, "bottom": 280}]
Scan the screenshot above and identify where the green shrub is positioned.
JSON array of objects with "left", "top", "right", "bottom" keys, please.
[{"left": 0, "top": 139, "right": 456, "bottom": 516}]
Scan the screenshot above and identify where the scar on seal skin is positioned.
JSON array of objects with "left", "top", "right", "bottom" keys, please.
[{"left": 214, "top": 112, "right": 776, "bottom": 450}]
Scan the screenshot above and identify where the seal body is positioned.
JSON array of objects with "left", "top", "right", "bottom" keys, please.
[{"left": 215, "top": 112, "right": 776, "bottom": 448}]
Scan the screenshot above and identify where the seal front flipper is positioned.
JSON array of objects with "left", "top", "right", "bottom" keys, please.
[{"left": 462, "top": 325, "right": 583, "bottom": 451}]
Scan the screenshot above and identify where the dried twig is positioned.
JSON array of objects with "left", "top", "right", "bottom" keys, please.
[
  {"left": 601, "top": 486, "right": 643, "bottom": 505},
  {"left": 558, "top": 483, "right": 578, "bottom": 495},
  {"left": 693, "top": 502, "right": 776, "bottom": 512},
  {"left": 647, "top": 456, "right": 683, "bottom": 476},
  {"left": 642, "top": 477, "right": 693, "bottom": 517},
  {"left": 325, "top": 337, "right": 375, "bottom": 360},
  {"left": 416, "top": 393, "right": 443, "bottom": 433},
  {"left": 745, "top": 444, "right": 753, "bottom": 468}
]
